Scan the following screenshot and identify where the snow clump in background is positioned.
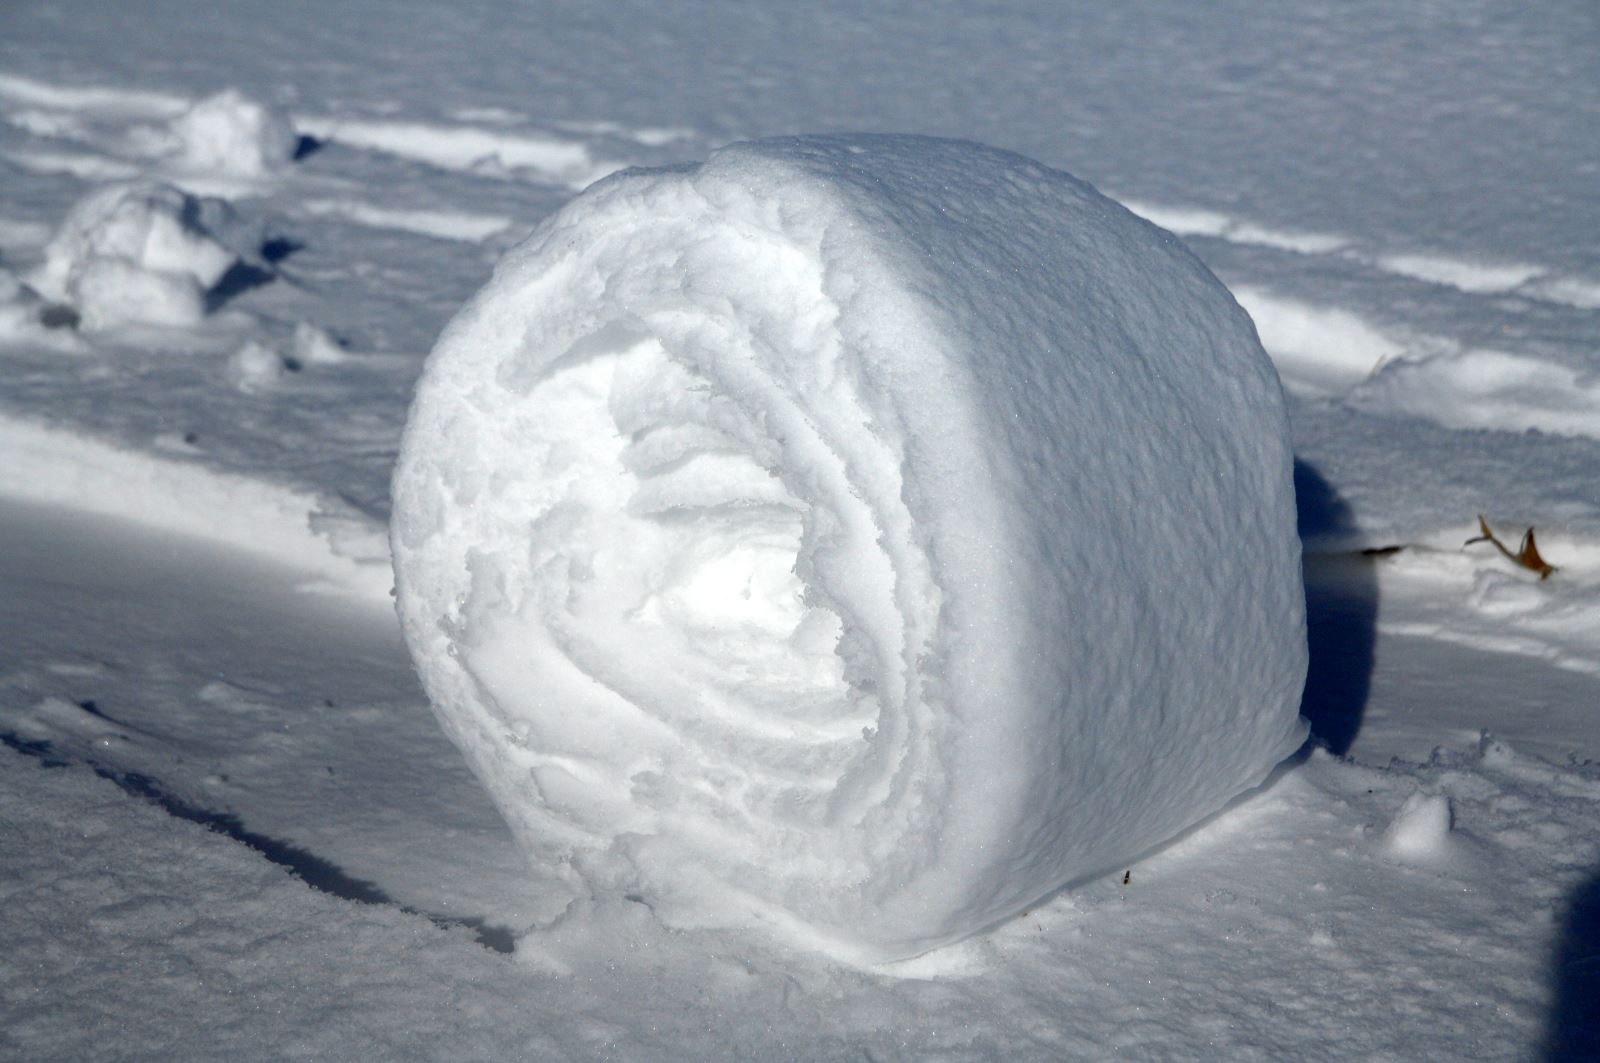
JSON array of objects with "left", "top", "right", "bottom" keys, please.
[
  {"left": 133, "top": 88, "right": 297, "bottom": 180},
  {"left": 30, "top": 181, "right": 241, "bottom": 330}
]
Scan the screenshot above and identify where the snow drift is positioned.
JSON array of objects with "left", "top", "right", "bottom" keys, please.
[{"left": 391, "top": 134, "right": 1308, "bottom": 962}]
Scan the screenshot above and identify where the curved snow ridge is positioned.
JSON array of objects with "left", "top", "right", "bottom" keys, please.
[
  {"left": 1366, "top": 250, "right": 1600, "bottom": 307},
  {"left": 1350, "top": 348, "right": 1600, "bottom": 442},
  {"left": 1, "top": 148, "right": 142, "bottom": 182},
  {"left": 1124, "top": 198, "right": 1600, "bottom": 309},
  {"left": 451, "top": 109, "right": 697, "bottom": 150},
  {"left": 1234, "top": 285, "right": 1600, "bottom": 442},
  {"left": 1524, "top": 274, "right": 1600, "bottom": 311},
  {"left": 1373, "top": 252, "right": 1544, "bottom": 296},
  {"left": 293, "top": 115, "right": 618, "bottom": 189},
  {"left": 0, "top": 414, "right": 391, "bottom": 598},
  {"left": 297, "top": 198, "right": 512, "bottom": 243},
  {"left": 1121, "top": 199, "right": 1349, "bottom": 256},
  {"left": 549, "top": 118, "right": 696, "bottom": 147}
]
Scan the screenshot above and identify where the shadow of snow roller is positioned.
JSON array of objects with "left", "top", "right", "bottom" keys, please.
[{"left": 391, "top": 135, "right": 1309, "bottom": 964}]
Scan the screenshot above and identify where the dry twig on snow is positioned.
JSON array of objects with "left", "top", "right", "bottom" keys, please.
[{"left": 1464, "top": 515, "right": 1556, "bottom": 580}]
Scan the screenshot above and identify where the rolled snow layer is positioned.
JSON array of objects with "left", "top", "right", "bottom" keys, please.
[{"left": 391, "top": 135, "right": 1308, "bottom": 961}]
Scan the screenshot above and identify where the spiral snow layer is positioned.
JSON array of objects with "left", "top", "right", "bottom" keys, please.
[{"left": 391, "top": 135, "right": 1308, "bottom": 962}]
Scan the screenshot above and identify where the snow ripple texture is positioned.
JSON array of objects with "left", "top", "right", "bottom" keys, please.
[{"left": 390, "top": 135, "right": 1309, "bottom": 962}]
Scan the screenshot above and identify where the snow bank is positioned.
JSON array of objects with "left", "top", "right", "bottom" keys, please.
[
  {"left": 391, "top": 135, "right": 1308, "bottom": 962},
  {"left": 31, "top": 181, "right": 239, "bottom": 329}
]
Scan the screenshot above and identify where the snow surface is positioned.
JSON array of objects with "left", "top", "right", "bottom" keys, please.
[
  {"left": 1, "top": 0, "right": 1598, "bottom": 1057},
  {"left": 392, "top": 134, "right": 1307, "bottom": 961}
]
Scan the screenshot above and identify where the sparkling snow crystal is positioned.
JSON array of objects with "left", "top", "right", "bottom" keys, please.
[{"left": 390, "top": 135, "right": 1309, "bottom": 962}]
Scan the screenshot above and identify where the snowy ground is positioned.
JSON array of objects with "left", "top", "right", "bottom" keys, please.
[{"left": 2, "top": 2, "right": 1598, "bottom": 1058}]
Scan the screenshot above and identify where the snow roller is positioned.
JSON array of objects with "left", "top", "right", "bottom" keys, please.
[{"left": 391, "top": 135, "right": 1308, "bottom": 962}]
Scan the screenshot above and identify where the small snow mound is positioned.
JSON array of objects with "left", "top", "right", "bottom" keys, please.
[
  {"left": 227, "top": 340, "right": 290, "bottom": 391},
  {"left": 1382, "top": 790, "right": 1453, "bottom": 861},
  {"left": 32, "top": 182, "right": 239, "bottom": 330},
  {"left": 1476, "top": 732, "right": 1516, "bottom": 767},
  {"left": 292, "top": 322, "right": 348, "bottom": 365},
  {"left": 166, "top": 90, "right": 295, "bottom": 178}
]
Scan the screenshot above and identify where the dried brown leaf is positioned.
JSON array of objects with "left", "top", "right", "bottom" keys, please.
[{"left": 1464, "top": 514, "right": 1556, "bottom": 580}]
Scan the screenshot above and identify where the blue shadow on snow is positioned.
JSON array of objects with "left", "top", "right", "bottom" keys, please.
[
  {"left": 1546, "top": 866, "right": 1600, "bottom": 1060},
  {"left": 1293, "top": 458, "right": 1377, "bottom": 755}
]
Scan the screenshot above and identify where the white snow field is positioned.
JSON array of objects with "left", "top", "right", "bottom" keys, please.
[
  {"left": 2, "top": 1, "right": 1598, "bottom": 1059},
  {"left": 392, "top": 135, "right": 1308, "bottom": 962}
]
